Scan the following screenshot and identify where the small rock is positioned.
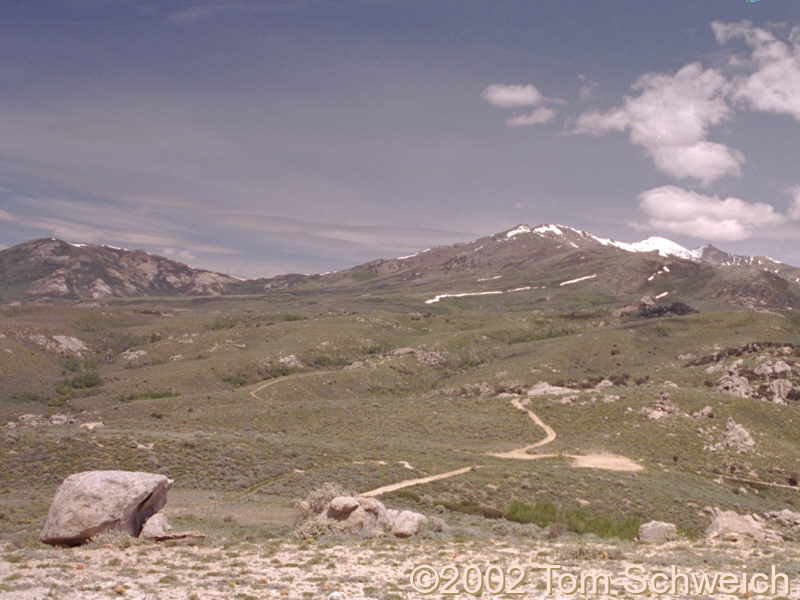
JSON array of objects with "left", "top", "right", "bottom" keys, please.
[{"left": 140, "top": 513, "right": 172, "bottom": 540}]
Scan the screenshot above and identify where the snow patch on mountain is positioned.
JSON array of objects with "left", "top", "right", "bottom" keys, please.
[
  {"left": 559, "top": 274, "right": 597, "bottom": 286},
  {"left": 425, "top": 290, "right": 504, "bottom": 304},
  {"left": 597, "top": 236, "right": 698, "bottom": 260}
]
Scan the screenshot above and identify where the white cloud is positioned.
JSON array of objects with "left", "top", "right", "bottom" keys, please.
[
  {"left": 788, "top": 185, "right": 800, "bottom": 220},
  {"left": 482, "top": 83, "right": 561, "bottom": 127},
  {"left": 713, "top": 21, "right": 800, "bottom": 120},
  {"left": 637, "top": 185, "right": 786, "bottom": 241},
  {"left": 481, "top": 84, "right": 545, "bottom": 108},
  {"left": 506, "top": 106, "right": 556, "bottom": 126},
  {"left": 573, "top": 62, "right": 742, "bottom": 185}
]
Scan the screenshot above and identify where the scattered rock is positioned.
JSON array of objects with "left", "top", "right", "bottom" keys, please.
[
  {"left": 638, "top": 520, "right": 678, "bottom": 543},
  {"left": 526, "top": 381, "right": 577, "bottom": 396},
  {"left": 764, "top": 509, "right": 800, "bottom": 536},
  {"left": 692, "top": 405, "right": 714, "bottom": 419},
  {"left": 722, "top": 418, "right": 755, "bottom": 452},
  {"left": 40, "top": 470, "right": 173, "bottom": 546},
  {"left": 49, "top": 414, "right": 75, "bottom": 425},
  {"left": 716, "top": 374, "right": 752, "bottom": 398},
  {"left": 279, "top": 354, "right": 304, "bottom": 368},
  {"left": 641, "top": 394, "right": 683, "bottom": 419},
  {"left": 705, "top": 510, "right": 781, "bottom": 542},
  {"left": 389, "top": 347, "right": 415, "bottom": 357},
  {"left": 121, "top": 349, "right": 147, "bottom": 361},
  {"left": 80, "top": 422, "right": 104, "bottom": 432}
]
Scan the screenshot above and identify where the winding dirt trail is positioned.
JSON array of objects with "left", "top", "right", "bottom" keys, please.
[
  {"left": 249, "top": 370, "right": 339, "bottom": 401},
  {"left": 244, "top": 369, "right": 640, "bottom": 500},
  {"left": 487, "top": 397, "right": 557, "bottom": 459},
  {"left": 361, "top": 466, "right": 476, "bottom": 497}
]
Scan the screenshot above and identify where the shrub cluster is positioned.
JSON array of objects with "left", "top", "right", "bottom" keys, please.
[{"left": 505, "top": 500, "right": 640, "bottom": 540}]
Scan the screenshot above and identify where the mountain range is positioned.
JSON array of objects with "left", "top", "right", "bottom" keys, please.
[{"left": 2, "top": 225, "right": 799, "bottom": 308}]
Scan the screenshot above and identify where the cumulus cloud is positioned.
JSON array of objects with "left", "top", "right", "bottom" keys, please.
[
  {"left": 482, "top": 84, "right": 545, "bottom": 108},
  {"left": 637, "top": 185, "right": 786, "bottom": 241},
  {"left": 506, "top": 107, "right": 556, "bottom": 126},
  {"left": 713, "top": 20, "right": 800, "bottom": 120},
  {"left": 574, "top": 62, "right": 742, "bottom": 185},
  {"left": 482, "top": 83, "right": 560, "bottom": 126},
  {"left": 788, "top": 185, "right": 800, "bottom": 220}
]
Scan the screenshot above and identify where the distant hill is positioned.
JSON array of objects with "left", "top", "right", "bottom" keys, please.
[
  {"left": 1, "top": 226, "right": 799, "bottom": 308},
  {"left": 0, "top": 238, "right": 238, "bottom": 301}
]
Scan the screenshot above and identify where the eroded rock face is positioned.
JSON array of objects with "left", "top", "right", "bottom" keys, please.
[
  {"left": 40, "top": 471, "right": 172, "bottom": 546},
  {"left": 638, "top": 520, "right": 678, "bottom": 543}
]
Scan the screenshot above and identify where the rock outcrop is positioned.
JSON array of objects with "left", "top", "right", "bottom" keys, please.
[
  {"left": 705, "top": 510, "right": 781, "bottom": 542},
  {"left": 722, "top": 418, "right": 755, "bottom": 452},
  {"left": 769, "top": 379, "right": 793, "bottom": 404},
  {"left": 641, "top": 394, "right": 683, "bottom": 419},
  {"left": 40, "top": 471, "right": 172, "bottom": 546},
  {"left": 716, "top": 374, "right": 752, "bottom": 398},
  {"left": 322, "top": 496, "right": 431, "bottom": 538},
  {"left": 638, "top": 520, "right": 678, "bottom": 543}
]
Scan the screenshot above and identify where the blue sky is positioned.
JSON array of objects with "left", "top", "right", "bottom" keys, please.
[{"left": 1, "top": 1, "right": 799, "bottom": 277}]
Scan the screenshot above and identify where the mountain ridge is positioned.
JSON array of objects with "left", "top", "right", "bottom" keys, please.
[{"left": 1, "top": 226, "right": 798, "bottom": 308}]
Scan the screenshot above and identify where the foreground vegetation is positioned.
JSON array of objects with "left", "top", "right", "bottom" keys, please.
[{"left": 2, "top": 289, "right": 800, "bottom": 550}]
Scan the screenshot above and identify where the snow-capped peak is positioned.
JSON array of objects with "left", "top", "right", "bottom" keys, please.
[
  {"left": 594, "top": 235, "right": 697, "bottom": 260},
  {"left": 505, "top": 224, "right": 532, "bottom": 238},
  {"left": 532, "top": 224, "right": 564, "bottom": 236}
]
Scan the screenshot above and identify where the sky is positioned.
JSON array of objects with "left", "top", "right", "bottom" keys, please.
[{"left": 1, "top": 0, "right": 800, "bottom": 277}]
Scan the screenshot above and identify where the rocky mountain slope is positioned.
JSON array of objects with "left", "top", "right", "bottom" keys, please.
[
  {"left": 0, "top": 238, "right": 238, "bottom": 301},
  {"left": 312, "top": 224, "right": 800, "bottom": 309},
  {"left": 1, "top": 226, "right": 799, "bottom": 307}
]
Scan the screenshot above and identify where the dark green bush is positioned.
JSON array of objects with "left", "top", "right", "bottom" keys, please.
[{"left": 505, "top": 500, "right": 640, "bottom": 540}]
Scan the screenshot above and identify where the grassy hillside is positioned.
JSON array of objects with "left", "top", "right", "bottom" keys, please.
[{"left": 2, "top": 291, "right": 800, "bottom": 545}]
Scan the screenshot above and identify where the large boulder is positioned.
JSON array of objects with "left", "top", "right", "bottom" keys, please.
[
  {"left": 324, "top": 496, "right": 431, "bottom": 538},
  {"left": 638, "top": 520, "right": 678, "bottom": 543},
  {"left": 40, "top": 471, "right": 172, "bottom": 546},
  {"left": 705, "top": 511, "right": 780, "bottom": 542},
  {"left": 391, "top": 510, "right": 428, "bottom": 538},
  {"left": 326, "top": 496, "right": 386, "bottom": 537}
]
